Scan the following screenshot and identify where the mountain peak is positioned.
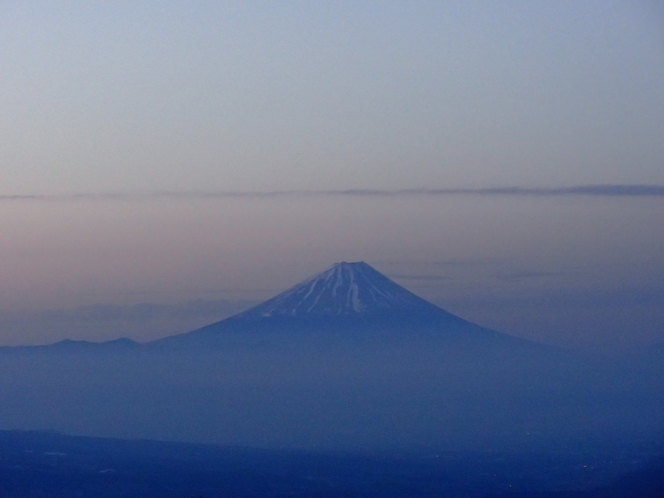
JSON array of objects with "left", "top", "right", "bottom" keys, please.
[{"left": 234, "top": 261, "right": 446, "bottom": 320}]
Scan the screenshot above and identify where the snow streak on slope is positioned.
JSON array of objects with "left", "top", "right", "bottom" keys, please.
[{"left": 235, "top": 262, "right": 444, "bottom": 319}]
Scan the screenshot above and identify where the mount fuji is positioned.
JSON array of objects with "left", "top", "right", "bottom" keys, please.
[
  {"left": 1, "top": 262, "right": 660, "bottom": 452},
  {"left": 233, "top": 261, "right": 448, "bottom": 319},
  {"left": 150, "top": 261, "right": 509, "bottom": 350}
]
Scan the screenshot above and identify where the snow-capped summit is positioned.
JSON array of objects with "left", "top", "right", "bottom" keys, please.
[{"left": 234, "top": 261, "right": 446, "bottom": 320}]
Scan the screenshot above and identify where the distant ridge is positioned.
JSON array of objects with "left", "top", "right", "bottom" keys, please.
[{"left": 0, "top": 337, "right": 139, "bottom": 354}]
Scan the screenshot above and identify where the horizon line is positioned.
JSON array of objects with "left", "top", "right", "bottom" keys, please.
[{"left": 1, "top": 184, "right": 663, "bottom": 201}]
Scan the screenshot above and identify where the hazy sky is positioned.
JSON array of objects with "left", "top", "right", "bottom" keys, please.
[{"left": 0, "top": 1, "right": 662, "bottom": 351}]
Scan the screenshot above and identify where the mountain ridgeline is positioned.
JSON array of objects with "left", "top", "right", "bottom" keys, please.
[{"left": 0, "top": 262, "right": 661, "bottom": 452}]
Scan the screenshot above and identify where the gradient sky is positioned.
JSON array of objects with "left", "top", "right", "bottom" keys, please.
[{"left": 0, "top": 1, "right": 662, "bottom": 351}]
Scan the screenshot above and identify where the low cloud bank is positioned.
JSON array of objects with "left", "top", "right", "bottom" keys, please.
[{"left": 2, "top": 184, "right": 663, "bottom": 202}]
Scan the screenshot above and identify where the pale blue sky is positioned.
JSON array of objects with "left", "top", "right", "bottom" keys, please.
[
  {"left": 2, "top": 1, "right": 663, "bottom": 193},
  {"left": 0, "top": 1, "right": 662, "bottom": 351}
]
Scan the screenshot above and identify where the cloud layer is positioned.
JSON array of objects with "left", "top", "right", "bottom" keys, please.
[{"left": 2, "top": 185, "right": 663, "bottom": 202}]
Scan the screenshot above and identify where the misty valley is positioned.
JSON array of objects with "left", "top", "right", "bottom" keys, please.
[{"left": 1, "top": 263, "right": 662, "bottom": 496}]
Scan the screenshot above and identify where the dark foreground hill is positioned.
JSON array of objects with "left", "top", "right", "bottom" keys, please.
[
  {"left": 0, "top": 430, "right": 662, "bottom": 498},
  {"left": 0, "top": 262, "right": 661, "bottom": 452}
]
